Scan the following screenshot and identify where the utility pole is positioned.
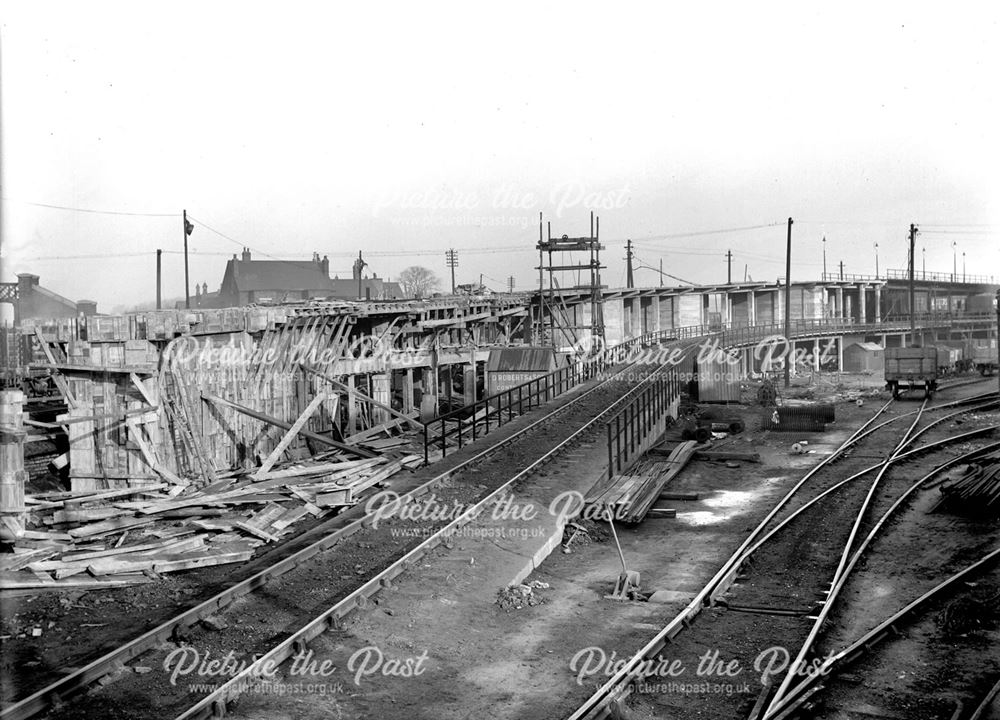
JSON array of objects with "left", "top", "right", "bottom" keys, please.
[
  {"left": 822, "top": 236, "right": 827, "bottom": 279},
  {"left": 839, "top": 260, "right": 844, "bottom": 281},
  {"left": 507, "top": 276, "right": 515, "bottom": 294},
  {"left": 995, "top": 289, "right": 1000, "bottom": 395},
  {"left": 659, "top": 258, "right": 664, "bottom": 287},
  {"left": 874, "top": 242, "right": 879, "bottom": 279},
  {"left": 922, "top": 246, "right": 926, "bottom": 279},
  {"left": 909, "top": 223, "right": 918, "bottom": 346},
  {"left": 963, "top": 252, "right": 966, "bottom": 283},
  {"left": 445, "top": 249, "right": 458, "bottom": 294},
  {"left": 156, "top": 249, "right": 162, "bottom": 310},
  {"left": 625, "top": 239, "right": 634, "bottom": 289},
  {"left": 783, "top": 217, "right": 793, "bottom": 389},
  {"left": 183, "top": 209, "right": 192, "bottom": 309},
  {"left": 952, "top": 240, "right": 957, "bottom": 282},
  {"left": 726, "top": 249, "right": 733, "bottom": 284}
]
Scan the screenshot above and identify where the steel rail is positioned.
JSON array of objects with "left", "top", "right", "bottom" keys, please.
[
  {"left": 759, "top": 438, "right": 1000, "bottom": 719},
  {"left": 565, "top": 398, "right": 899, "bottom": 720},
  {"left": 722, "top": 404, "right": 1000, "bottom": 593},
  {"left": 765, "top": 400, "right": 929, "bottom": 711},
  {"left": 766, "top": 543, "right": 1000, "bottom": 719},
  {"left": 173, "top": 353, "right": 693, "bottom": 719},
  {"left": 568, "top": 396, "right": 1000, "bottom": 720},
  {"left": 0, "top": 342, "right": 671, "bottom": 720}
]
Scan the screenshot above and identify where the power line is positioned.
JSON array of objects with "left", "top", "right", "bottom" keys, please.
[{"left": 1, "top": 196, "right": 179, "bottom": 217}]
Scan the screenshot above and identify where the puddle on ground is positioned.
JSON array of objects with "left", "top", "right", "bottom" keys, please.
[{"left": 676, "top": 489, "right": 765, "bottom": 526}]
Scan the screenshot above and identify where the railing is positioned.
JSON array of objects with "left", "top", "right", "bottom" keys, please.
[
  {"left": 606, "top": 369, "right": 680, "bottom": 480},
  {"left": 419, "top": 309, "right": 1000, "bottom": 462},
  {"left": 420, "top": 327, "right": 703, "bottom": 462},
  {"left": 422, "top": 357, "right": 607, "bottom": 463},
  {"left": 819, "top": 272, "right": 885, "bottom": 283},
  {"left": 885, "top": 269, "right": 994, "bottom": 284}
]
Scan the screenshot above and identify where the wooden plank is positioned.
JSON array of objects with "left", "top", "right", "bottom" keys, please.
[
  {"left": 252, "top": 392, "right": 328, "bottom": 480},
  {"left": 302, "top": 365, "right": 424, "bottom": 431},
  {"left": 202, "top": 393, "right": 377, "bottom": 459},
  {"left": 232, "top": 521, "right": 280, "bottom": 543},
  {"left": 129, "top": 372, "right": 158, "bottom": 408},
  {"left": 0, "top": 571, "right": 151, "bottom": 591},
  {"left": 68, "top": 515, "right": 154, "bottom": 539},
  {"left": 251, "top": 458, "right": 380, "bottom": 483},
  {"left": 152, "top": 547, "right": 253, "bottom": 573}
]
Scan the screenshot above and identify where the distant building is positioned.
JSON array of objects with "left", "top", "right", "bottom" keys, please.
[
  {"left": 194, "top": 249, "right": 403, "bottom": 308},
  {"left": 13, "top": 273, "right": 98, "bottom": 322},
  {"left": 212, "top": 249, "right": 335, "bottom": 306}
]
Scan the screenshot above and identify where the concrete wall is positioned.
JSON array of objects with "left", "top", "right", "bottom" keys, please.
[{"left": 677, "top": 294, "right": 701, "bottom": 327}]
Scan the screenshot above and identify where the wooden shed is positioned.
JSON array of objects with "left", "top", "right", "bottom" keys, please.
[{"left": 843, "top": 342, "right": 884, "bottom": 373}]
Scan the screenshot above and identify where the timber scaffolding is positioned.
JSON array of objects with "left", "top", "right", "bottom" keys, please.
[{"left": 17, "top": 296, "right": 530, "bottom": 495}]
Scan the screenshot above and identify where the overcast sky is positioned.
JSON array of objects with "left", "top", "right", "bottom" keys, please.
[{"left": 1, "top": 2, "right": 998, "bottom": 314}]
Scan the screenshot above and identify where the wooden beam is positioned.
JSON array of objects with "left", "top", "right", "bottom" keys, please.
[
  {"left": 32, "top": 328, "right": 77, "bottom": 409},
  {"left": 201, "top": 393, "right": 377, "bottom": 459},
  {"left": 252, "top": 392, "right": 328, "bottom": 480},
  {"left": 301, "top": 365, "right": 424, "bottom": 431}
]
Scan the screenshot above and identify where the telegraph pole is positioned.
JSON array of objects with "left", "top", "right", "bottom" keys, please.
[
  {"left": 874, "top": 242, "right": 879, "bottom": 279},
  {"left": 909, "top": 223, "right": 918, "bottom": 346},
  {"left": 784, "top": 217, "right": 793, "bottom": 389},
  {"left": 183, "top": 209, "right": 191, "bottom": 309},
  {"left": 156, "top": 249, "right": 162, "bottom": 310},
  {"left": 839, "top": 261, "right": 844, "bottom": 281},
  {"left": 445, "top": 249, "right": 458, "bottom": 294},
  {"left": 822, "top": 236, "right": 827, "bottom": 279},
  {"left": 507, "top": 276, "right": 515, "bottom": 294},
  {"left": 625, "top": 239, "right": 634, "bottom": 289},
  {"left": 726, "top": 250, "right": 733, "bottom": 284}
]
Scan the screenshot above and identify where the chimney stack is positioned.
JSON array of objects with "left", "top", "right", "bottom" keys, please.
[{"left": 241, "top": 247, "right": 251, "bottom": 262}]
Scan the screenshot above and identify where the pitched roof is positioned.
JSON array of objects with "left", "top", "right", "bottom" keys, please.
[{"left": 229, "top": 260, "right": 334, "bottom": 292}]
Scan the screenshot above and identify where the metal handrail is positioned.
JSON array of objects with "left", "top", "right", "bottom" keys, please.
[{"left": 605, "top": 369, "right": 679, "bottom": 480}]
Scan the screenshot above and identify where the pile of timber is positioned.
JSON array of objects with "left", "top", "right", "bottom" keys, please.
[
  {"left": 1, "top": 453, "right": 417, "bottom": 592},
  {"left": 936, "top": 451, "right": 1000, "bottom": 516},
  {"left": 585, "top": 441, "right": 698, "bottom": 523}
]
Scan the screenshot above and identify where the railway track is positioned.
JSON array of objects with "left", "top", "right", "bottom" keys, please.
[
  {"left": 5, "top": 341, "right": 693, "bottom": 720},
  {"left": 569, "top": 385, "right": 1000, "bottom": 720}
]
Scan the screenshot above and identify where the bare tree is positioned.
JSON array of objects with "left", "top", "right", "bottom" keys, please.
[{"left": 398, "top": 266, "right": 440, "bottom": 298}]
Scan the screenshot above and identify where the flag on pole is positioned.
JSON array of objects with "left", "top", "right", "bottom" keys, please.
[{"left": 184, "top": 218, "right": 194, "bottom": 236}]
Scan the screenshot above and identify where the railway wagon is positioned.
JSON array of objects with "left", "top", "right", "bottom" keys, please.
[
  {"left": 973, "top": 345, "right": 999, "bottom": 376},
  {"left": 885, "top": 346, "right": 939, "bottom": 399}
]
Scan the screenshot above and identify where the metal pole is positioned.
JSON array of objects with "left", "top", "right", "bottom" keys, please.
[
  {"left": 909, "top": 224, "right": 918, "bottom": 346},
  {"left": 783, "top": 217, "right": 793, "bottom": 388},
  {"left": 156, "top": 249, "right": 162, "bottom": 310},
  {"left": 183, "top": 209, "right": 190, "bottom": 309}
]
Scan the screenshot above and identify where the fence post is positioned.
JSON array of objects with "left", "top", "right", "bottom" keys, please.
[{"left": 607, "top": 422, "right": 614, "bottom": 481}]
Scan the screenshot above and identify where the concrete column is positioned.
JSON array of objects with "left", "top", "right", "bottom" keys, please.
[
  {"left": 858, "top": 284, "right": 867, "bottom": 324},
  {"left": 464, "top": 363, "right": 476, "bottom": 406},
  {"left": 813, "top": 339, "right": 821, "bottom": 371},
  {"left": 775, "top": 289, "right": 783, "bottom": 329},
  {"left": 748, "top": 290, "right": 756, "bottom": 326},
  {"left": 874, "top": 285, "right": 882, "bottom": 323},
  {"left": 837, "top": 336, "right": 844, "bottom": 371},
  {"left": 836, "top": 287, "right": 844, "bottom": 320}
]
